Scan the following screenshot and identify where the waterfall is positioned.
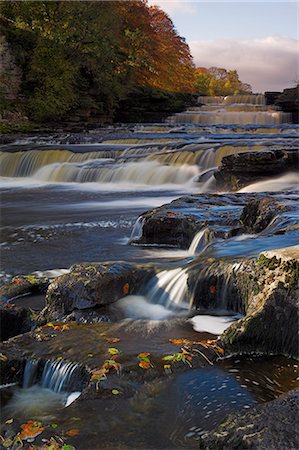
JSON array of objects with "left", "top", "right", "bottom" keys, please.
[
  {"left": 23, "top": 358, "right": 82, "bottom": 393},
  {"left": 145, "top": 267, "right": 190, "bottom": 309},
  {"left": 198, "top": 94, "right": 266, "bottom": 105},
  {"left": 41, "top": 359, "right": 80, "bottom": 393},
  {"left": 169, "top": 94, "right": 291, "bottom": 125},
  {"left": 188, "top": 228, "right": 208, "bottom": 255},
  {"left": 169, "top": 111, "right": 291, "bottom": 125},
  {"left": 23, "top": 359, "right": 39, "bottom": 388},
  {"left": 130, "top": 216, "right": 145, "bottom": 241}
]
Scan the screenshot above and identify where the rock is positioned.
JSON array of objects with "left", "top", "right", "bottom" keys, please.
[
  {"left": 275, "top": 85, "right": 299, "bottom": 124},
  {"left": 199, "top": 389, "right": 299, "bottom": 450},
  {"left": 42, "top": 262, "right": 154, "bottom": 321},
  {"left": 134, "top": 193, "right": 294, "bottom": 249},
  {"left": 214, "top": 149, "right": 299, "bottom": 191},
  {"left": 222, "top": 246, "right": 299, "bottom": 358},
  {"left": 0, "top": 304, "right": 33, "bottom": 341},
  {"left": 136, "top": 193, "right": 249, "bottom": 249},
  {"left": 0, "top": 274, "right": 49, "bottom": 303},
  {"left": 240, "top": 197, "right": 287, "bottom": 233}
]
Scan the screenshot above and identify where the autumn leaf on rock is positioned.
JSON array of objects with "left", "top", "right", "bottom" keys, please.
[
  {"left": 19, "top": 420, "right": 45, "bottom": 440},
  {"left": 65, "top": 429, "right": 80, "bottom": 437}
]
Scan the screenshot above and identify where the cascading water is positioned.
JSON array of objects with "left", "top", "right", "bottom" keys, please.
[
  {"left": 170, "top": 94, "right": 291, "bottom": 125},
  {"left": 2, "top": 359, "right": 86, "bottom": 419},
  {"left": 130, "top": 216, "right": 145, "bottom": 241},
  {"left": 188, "top": 228, "right": 209, "bottom": 255}
]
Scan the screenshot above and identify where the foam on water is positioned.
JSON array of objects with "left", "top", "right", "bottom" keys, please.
[{"left": 190, "top": 314, "right": 241, "bottom": 335}]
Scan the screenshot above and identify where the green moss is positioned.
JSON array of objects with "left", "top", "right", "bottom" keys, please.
[{"left": 257, "top": 254, "right": 280, "bottom": 270}]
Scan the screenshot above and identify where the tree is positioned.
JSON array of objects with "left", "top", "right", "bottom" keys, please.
[{"left": 195, "top": 66, "right": 252, "bottom": 96}]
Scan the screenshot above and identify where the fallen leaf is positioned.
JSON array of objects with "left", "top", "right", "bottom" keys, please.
[
  {"left": 19, "top": 420, "right": 45, "bottom": 440},
  {"left": 111, "top": 389, "right": 120, "bottom": 395},
  {"left": 0, "top": 353, "right": 8, "bottom": 362},
  {"left": 65, "top": 429, "right": 80, "bottom": 437},
  {"left": 209, "top": 285, "right": 216, "bottom": 294},
  {"left": 104, "top": 337, "right": 120, "bottom": 343},
  {"left": 139, "top": 360, "right": 151, "bottom": 369},
  {"left": 5, "top": 418, "right": 13, "bottom": 424},
  {"left": 108, "top": 347, "right": 120, "bottom": 356},
  {"left": 122, "top": 283, "right": 129, "bottom": 295}
]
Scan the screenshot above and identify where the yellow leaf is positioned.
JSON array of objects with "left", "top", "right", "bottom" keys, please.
[
  {"left": 112, "top": 389, "right": 120, "bottom": 395},
  {"left": 108, "top": 348, "right": 120, "bottom": 355}
]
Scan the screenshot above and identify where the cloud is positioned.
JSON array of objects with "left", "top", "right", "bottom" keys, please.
[
  {"left": 148, "top": 0, "right": 196, "bottom": 16},
  {"left": 190, "top": 36, "right": 298, "bottom": 92}
]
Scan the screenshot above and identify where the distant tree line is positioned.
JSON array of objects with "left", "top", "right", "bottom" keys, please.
[
  {"left": 195, "top": 67, "right": 252, "bottom": 96},
  {"left": 0, "top": 1, "right": 252, "bottom": 126}
]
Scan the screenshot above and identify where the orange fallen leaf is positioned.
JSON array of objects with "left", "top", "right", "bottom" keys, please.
[
  {"left": 137, "top": 353, "right": 150, "bottom": 358},
  {"left": 19, "top": 420, "right": 45, "bottom": 440},
  {"left": 66, "top": 429, "right": 80, "bottom": 437},
  {"left": 123, "top": 283, "right": 129, "bottom": 295}
]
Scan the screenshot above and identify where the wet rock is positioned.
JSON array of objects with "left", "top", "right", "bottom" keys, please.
[
  {"left": 275, "top": 85, "right": 299, "bottom": 124},
  {"left": 222, "top": 246, "right": 299, "bottom": 358},
  {"left": 0, "top": 274, "right": 49, "bottom": 303},
  {"left": 240, "top": 197, "right": 287, "bottom": 233},
  {"left": 43, "top": 262, "right": 154, "bottom": 321},
  {"left": 0, "top": 304, "right": 33, "bottom": 341},
  {"left": 136, "top": 193, "right": 250, "bottom": 248},
  {"left": 214, "top": 149, "right": 299, "bottom": 191},
  {"left": 135, "top": 193, "right": 294, "bottom": 249},
  {"left": 199, "top": 389, "right": 299, "bottom": 450}
]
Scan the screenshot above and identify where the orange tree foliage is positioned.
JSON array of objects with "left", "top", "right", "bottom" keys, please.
[
  {"left": 0, "top": 0, "right": 195, "bottom": 122},
  {"left": 195, "top": 67, "right": 252, "bottom": 96}
]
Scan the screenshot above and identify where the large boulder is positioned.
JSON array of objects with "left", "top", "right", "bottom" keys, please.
[
  {"left": 275, "top": 85, "right": 299, "bottom": 123},
  {"left": 222, "top": 246, "right": 299, "bottom": 358},
  {"left": 199, "top": 389, "right": 299, "bottom": 450},
  {"left": 0, "top": 274, "right": 49, "bottom": 303},
  {"left": 43, "top": 262, "right": 154, "bottom": 321},
  {"left": 214, "top": 149, "right": 299, "bottom": 191}
]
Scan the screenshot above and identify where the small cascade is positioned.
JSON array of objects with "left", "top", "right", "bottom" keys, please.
[
  {"left": 190, "top": 261, "right": 245, "bottom": 313},
  {"left": 188, "top": 228, "right": 209, "bottom": 255},
  {"left": 41, "top": 359, "right": 80, "bottom": 393},
  {"left": 145, "top": 267, "right": 190, "bottom": 309},
  {"left": 22, "top": 358, "right": 83, "bottom": 393},
  {"left": 198, "top": 94, "right": 266, "bottom": 105},
  {"left": 23, "top": 359, "right": 38, "bottom": 389},
  {"left": 130, "top": 216, "right": 145, "bottom": 241}
]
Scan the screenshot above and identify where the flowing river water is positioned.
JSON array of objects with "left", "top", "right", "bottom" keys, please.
[{"left": 0, "top": 94, "right": 298, "bottom": 448}]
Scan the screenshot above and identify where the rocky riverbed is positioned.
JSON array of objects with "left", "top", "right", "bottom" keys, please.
[{"left": 0, "top": 94, "right": 298, "bottom": 449}]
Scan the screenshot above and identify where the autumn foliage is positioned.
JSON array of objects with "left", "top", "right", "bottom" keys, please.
[
  {"left": 195, "top": 67, "right": 252, "bottom": 96},
  {"left": 0, "top": 0, "right": 195, "bottom": 122}
]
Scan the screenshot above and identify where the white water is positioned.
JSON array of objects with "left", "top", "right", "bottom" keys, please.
[
  {"left": 146, "top": 267, "right": 190, "bottom": 309},
  {"left": 115, "top": 295, "right": 183, "bottom": 320},
  {"left": 130, "top": 216, "right": 145, "bottom": 241},
  {"left": 188, "top": 228, "right": 209, "bottom": 255},
  {"left": 239, "top": 173, "right": 299, "bottom": 192},
  {"left": 170, "top": 94, "right": 291, "bottom": 125},
  {"left": 190, "top": 314, "right": 241, "bottom": 335}
]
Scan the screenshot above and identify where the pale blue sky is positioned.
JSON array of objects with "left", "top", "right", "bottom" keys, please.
[
  {"left": 156, "top": 2, "right": 298, "bottom": 41},
  {"left": 149, "top": 1, "right": 299, "bottom": 91}
]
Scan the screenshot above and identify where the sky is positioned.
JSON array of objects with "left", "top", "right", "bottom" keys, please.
[{"left": 148, "top": 1, "right": 299, "bottom": 92}]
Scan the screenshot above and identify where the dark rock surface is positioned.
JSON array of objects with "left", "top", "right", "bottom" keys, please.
[
  {"left": 0, "top": 304, "right": 33, "bottom": 341},
  {"left": 222, "top": 247, "right": 299, "bottom": 358},
  {"left": 0, "top": 274, "right": 49, "bottom": 303},
  {"left": 214, "top": 149, "right": 299, "bottom": 191},
  {"left": 275, "top": 85, "right": 299, "bottom": 124},
  {"left": 199, "top": 389, "right": 299, "bottom": 450},
  {"left": 240, "top": 197, "right": 286, "bottom": 233},
  {"left": 42, "top": 262, "right": 155, "bottom": 321},
  {"left": 135, "top": 193, "right": 295, "bottom": 249}
]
